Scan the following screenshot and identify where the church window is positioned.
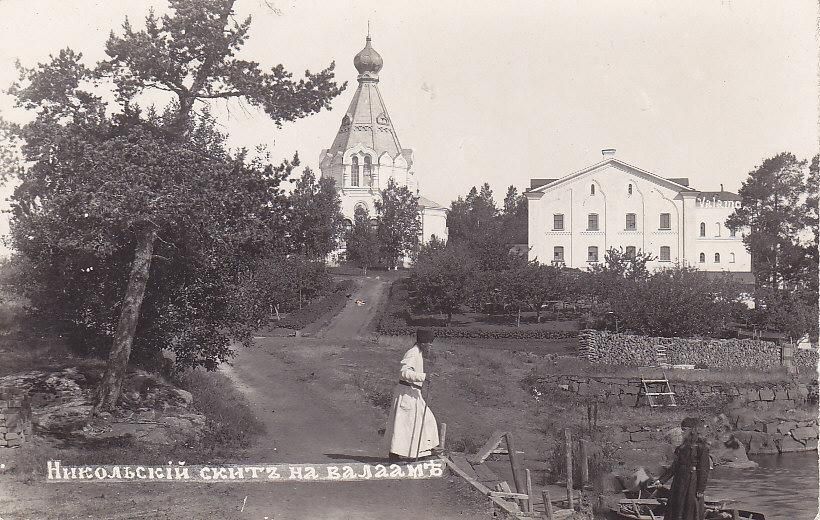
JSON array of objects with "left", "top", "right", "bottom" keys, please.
[
  {"left": 351, "top": 156, "right": 360, "bottom": 186},
  {"left": 553, "top": 214, "right": 564, "bottom": 231},
  {"left": 590, "top": 184, "right": 595, "bottom": 195},
  {"left": 699, "top": 222, "right": 706, "bottom": 237},
  {"left": 715, "top": 253, "right": 721, "bottom": 263},
  {"left": 660, "top": 246, "right": 670, "bottom": 261},
  {"left": 659, "top": 213, "right": 671, "bottom": 230},
  {"left": 625, "top": 213, "right": 636, "bottom": 230},
  {"left": 587, "top": 213, "right": 599, "bottom": 231},
  {"left": 729, "top": 252, "right": 736, "bottom": 263},
  {"left": 625, "top": 246, "right": 636, "bottom": 258},
  {"left": 699, "top": 252, "right": 706, "bottom": 263},
  {"left": 715, "top": 222, "right": 721, "bottom": 237},
  {"left": 554, "top": 246, "right": 564, "bottom": 262},
  {"left": 363, "top": 155, "right": 372, "bottom": 186},
  {"left": 730, "top": 227, "right": 737, "bottom": 238},
  {"left": 628, "top": 184, "right": 633, "bottom": 195},
  {"left": 587, "top": 246, "right": 599, "bottom": 262}
]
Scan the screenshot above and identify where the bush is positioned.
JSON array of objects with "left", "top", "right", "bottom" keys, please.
[{"left": 276, "top": 279, "right": 355, "bottom": 330}]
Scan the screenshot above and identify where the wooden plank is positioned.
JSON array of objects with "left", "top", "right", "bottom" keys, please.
[
  {"left": 439, "top": 422, "right": 447, "bottom": 450},
  {"left": 505, "top": 433, "right": 529, "bottom": 511},
  {"left": 489, "top": 491, "right": 529, "bottom": 500},
  {"left": 525, "top": 468, "right": 534, "bottom": 513},
  {"left": 441, "top": 455, "right": 523, "bottom": 518},
  {"left": 579, "top": 439, "right": 589, "bottom": 488},
  {"left": 450, "top": 454, "right": 480, "bottom": 481},
  {"left": 542, "top": 489, "right": 554, "bottom": 520},
  {"left": 469, "top": 430, "right": 509, "bottom": 465},
  {"left": 564, "top": 429, "right": 574, "bottom": 509}
]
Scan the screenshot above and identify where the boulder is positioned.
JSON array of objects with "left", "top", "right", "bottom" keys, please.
[
  {"left": 791, "top": 425, "right": 819, "bottom": 441},
  {"left": 776, "top": 421, "right": 798, "bottom": 434},
  {"left": 664, "top": 427, "right": 684, "bottom": 446},
  {"left": 759, "top": 388, "right": 775, "bottom": 401},
  {"left": 746, "top": 432, "right": 778, "bottom": 455},
  {"left": 776, "top": 436, "right": 807, "bottom": 453},
  {"left": 173, "top": 389, "right": 194, "bottom": 406},
  {"left": 730, "top": 410, "right": 756, "bottom": 430},
  {"left": 712, "top": 435, "right": 756, "bottom": 468},
  {"left": 618, "top": 467, "right": 653, "bottom": 493}
]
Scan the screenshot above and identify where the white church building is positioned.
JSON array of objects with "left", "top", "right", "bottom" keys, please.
[
  {"left": 319, "top": 35, "right": 448, "bottom": 259},
  {"left": 525, "top": 149, "right": 752, "bottom": 273}
]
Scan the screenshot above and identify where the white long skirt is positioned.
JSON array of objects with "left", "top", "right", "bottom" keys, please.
[{"left": 385, "top": 384, "right": 439, "bottom": 458}]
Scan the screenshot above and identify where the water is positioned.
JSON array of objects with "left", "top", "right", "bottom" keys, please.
[{"left": 708, "top": 452, "right": 819, "bottom": 520}]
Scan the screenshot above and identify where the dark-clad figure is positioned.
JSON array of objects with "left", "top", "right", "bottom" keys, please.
[{"left": 658, "top": 417, "right": 711, "bottom": 520}]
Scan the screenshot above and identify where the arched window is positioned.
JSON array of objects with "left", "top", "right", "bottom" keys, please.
[
  {"left": 699, "top": 252, "right": 705, "bottom": 263},
  {"left": 363, "top": 155, "right": 372, "bottom": 186},
  {"left": 590, "top": 184, "right": 595, "bottom": 195},
  {"left": 628, "top": 184, "right": 633, "bottom": 195},
  {"left": 699, "top": 222, "right": 706, "bottom": 237},
  {"left": 350, "top": 156, "right": 360, "bottom": 186},
  {"left": 729, "top": 252, "right": 736, "bottom": 263},
  {"left": 714, "top": 253, "right": 721, "bottom": 263},
  {"left": 715, "top": 222, "right": 721, "bottom": 237},
  {"left": 730, "top": 227, "right": 737, "bottom": 238}
]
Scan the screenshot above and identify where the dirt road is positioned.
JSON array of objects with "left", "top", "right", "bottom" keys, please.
[{"left": 1, "top": 276, "right": 488, "bottom": 520}]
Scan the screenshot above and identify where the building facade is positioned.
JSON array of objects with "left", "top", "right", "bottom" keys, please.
[
  {"left": 319, "top": 34, "right": 447, "bottom": 259},
  {"left": 525, "top": 150, "right": 751, "bottom": 272}
]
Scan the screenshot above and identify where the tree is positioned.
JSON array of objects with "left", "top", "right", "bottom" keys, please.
[
  {"left": 346, "top": 205, "right": 379, "bottom": 274},
  {"left": 409, "top": 244, "right": 474, "bottom": 324},
  {"left": 288, "top": 167, "right": 343, "bottom": 260},
  {"left": 375, "top": 178, "right": 421, "bottom": 268},
  {"left": 8, "top": 0, "right": 345, "bottom": 410},
  {"left": 501, "top": 185, "right": 528, "bottom": 245},
  {"left": 503, "top": 264, "right": 566, "bottom": 324}
]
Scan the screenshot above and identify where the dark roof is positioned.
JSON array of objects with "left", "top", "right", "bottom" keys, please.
[
  {"left": 697, "top": 190, "right": 742, "bottom": 201},
  {"left": 666, "top": 177, "right": 690, "bottom": 187},
  {"left": 529, "top": 178, "right": 557, "bottom": 190},
  {"left": 417, "top": 196, "right": 446, "bottom": 209}
]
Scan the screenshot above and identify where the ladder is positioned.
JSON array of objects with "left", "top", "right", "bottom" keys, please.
[{"left": 637, "top": 378, "right": 677, "bottom": 407}]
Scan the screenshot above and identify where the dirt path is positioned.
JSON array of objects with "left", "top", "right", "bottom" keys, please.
[{"left": 0, "top": 276, "right": 489, "bottom": 520}]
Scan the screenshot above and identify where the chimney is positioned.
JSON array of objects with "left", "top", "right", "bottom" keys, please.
[
  {"left": 720, "top": 183, "right": 724, "bottom": 192},
  {"left": 602, "top": 148, "right": 616, "bottom": 158}
]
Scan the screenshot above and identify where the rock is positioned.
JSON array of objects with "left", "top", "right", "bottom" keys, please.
[
  {"left": 664, "top": 427, "right": 684, "bottom": 446},
  {"left": 618, "top": 467, "right": 652, "bottom": 493},
  {"left": 764, "top": 422, "right": 780, "bottom": 434},
  {"left": 804, "top": 438, "right": 818, "bottom": 450},
  {"left": 630, "top": 431, "right": 651, "bottom": 442},
  {"left": 759, "top": 388, "right": 775, "bottom": 401},
  {"left": 712, "top": 435, "right": 754, "bottom": 467},
  {"left": 791, "top": 425, "right": 819, "bottom": 441},
  {"left": 776, "top": 436, "right": 807, "bottom": 453},
  {"left": 746, "top": 432, "right": 778, "bottom": 455},
  {"left": 731, "top": 410, "right": 756, "bottom": 430},
  {"left": 776, "top": 421, "right": 798, "bottom": 434},
  {"left": 173, "top": 389, "right": 193, "bottom": 406}
]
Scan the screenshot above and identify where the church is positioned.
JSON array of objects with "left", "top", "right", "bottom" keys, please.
[
  {"left": 525, "top": 149, "right": 752, "bottom": 273},
  {"left": 319, "top": 34, "right": 448, "bottom": 262}
]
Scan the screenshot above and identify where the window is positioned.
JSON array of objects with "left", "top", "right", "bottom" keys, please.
[
  {"left": 590, "top": 184, "right": 595, "bottom": 195},
  {"left": 625, "top": 246, "right": 636, "bottom": 258},
  {"left": 714, "top": 253, "right": 721, "bottom": 263},
  {"left": 553, "top": 214, "right": 564, "bottom": 231},
  {"left": 554, "top": 246, "right": 564, "bottom": 262},
  {"left": 363, "top": 155, "right": 372, "bottom": 186},
  {"left": 588, "top": 246, "right": 599, "bottom": 262},
  {"left": 588, "top": 213, "right": 599, "bottom": 231},
  {"left": 730, "top": 227, "right": 737, "bottom": 238},
  {"left": 660, "top": 246, "right": 671, "bottom": 261},
  {"left": 351, "top": 156, "right": 360, "bottom": 186},
  {"left": 715, "top": 222, "right": 721, "bottom": 237},
  {"left": 659, "top": 213, "right": 671, "bottom": 230},
  {"left": 729, "top": 252, "right": 736, "bottom": 263},
  {"left": 699, "top": 252, "right": 706, "bottom": 263},
  {"left": 625, "top": 213, "right": 636, "bottom": 230},
  {"left": 699, "top": 222, "right": 706, "bottom": 237},
  {"left": 628, "top": 184, "right": 633, "bottom": 195}
]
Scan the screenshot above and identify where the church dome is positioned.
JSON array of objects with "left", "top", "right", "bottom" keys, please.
[{"left": 353, "top": 36, "right": 383, "bottom": 78}]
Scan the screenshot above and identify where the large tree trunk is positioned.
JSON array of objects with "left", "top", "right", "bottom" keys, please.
[{"left": 95, "top": 227, "right": 157, "bottom": 411}]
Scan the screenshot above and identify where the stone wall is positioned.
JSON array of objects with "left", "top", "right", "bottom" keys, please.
[
  {"left": 0, "top": 387, "right": 32, "bottom": 448},
  {"left": 727, "top": 409, "right": 819, "bottom": 454},
  {"left": 534, "top": 374, "right": 816, "bottom": 408},
  {"left": 578, "top": 330, "right": 818, "bottom": 370}
]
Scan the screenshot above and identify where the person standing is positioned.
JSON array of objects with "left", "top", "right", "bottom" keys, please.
[
  {"left": 385, "top": 328, "right": 439, "bottom": 460},
  {"left": 658, "top": 417, "right": 711, "bottom": 520}
]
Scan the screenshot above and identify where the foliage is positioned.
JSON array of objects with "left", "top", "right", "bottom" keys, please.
[
  {"left": 502, "top": 185, "right": 528, "bottom": 245},
  {"left": 6, "top": 0, "right": 345, "bottom": 407},
  {"left": 345, "top": 204, "right": 380, "bottom": 273},
  {"left": 727, "top": 152, "right": 818, "bottom": 341},
  {"left": 287, "top": 167, "right": 343, "bottom": 260},
  {"left": 276, "top": 279, "right": 355, "bottom": 330},
  {"left": 408, "top": 244, "right": 475, "bottom": 324},
  {"left": 375, "top": 178, "right": 421, "bottom": 268}
]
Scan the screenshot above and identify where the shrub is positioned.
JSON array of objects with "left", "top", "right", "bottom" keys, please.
[{"left": 276, "top": 279, "right": 355, "bottom": 330}]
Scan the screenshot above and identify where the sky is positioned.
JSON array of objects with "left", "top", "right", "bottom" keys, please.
[{"left": 0, "top": 0, "right": 817, "bottom": 224}]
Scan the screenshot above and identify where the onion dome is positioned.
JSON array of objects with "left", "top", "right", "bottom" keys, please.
[{"left": 353, "top": 35, "right": 383, "bottom": 80}]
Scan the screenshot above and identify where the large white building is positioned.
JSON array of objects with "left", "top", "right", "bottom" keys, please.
[
  {"left": 319, "top": 35, "right": 448, "bottom": 259},
  {"left": 525, "top": 150, "right": 751, "bottom": 273}
]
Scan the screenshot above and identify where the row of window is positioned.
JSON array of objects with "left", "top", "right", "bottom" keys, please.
[
  {"left": 699, "top": 222, "right": 737, "bottom": 238},
  {"left": 553, "top": 246, "right": 737, "bottom": 264},
  {"left": 350, "top": 155, "right": 373, "bottom": 187},
  {"left": 589, "top": 183, "right": 634, "bottom": 196},
  {"left": 554, "top": 213, "right": 672, "bottom": 232}
]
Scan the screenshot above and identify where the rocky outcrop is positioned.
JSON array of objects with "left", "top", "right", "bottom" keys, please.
[
  {"left": 0, "top": 368, "right": 205, "bottom": 446},
  {"left": 726, "top": 408, "right": 818, "bottom": 455}
]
